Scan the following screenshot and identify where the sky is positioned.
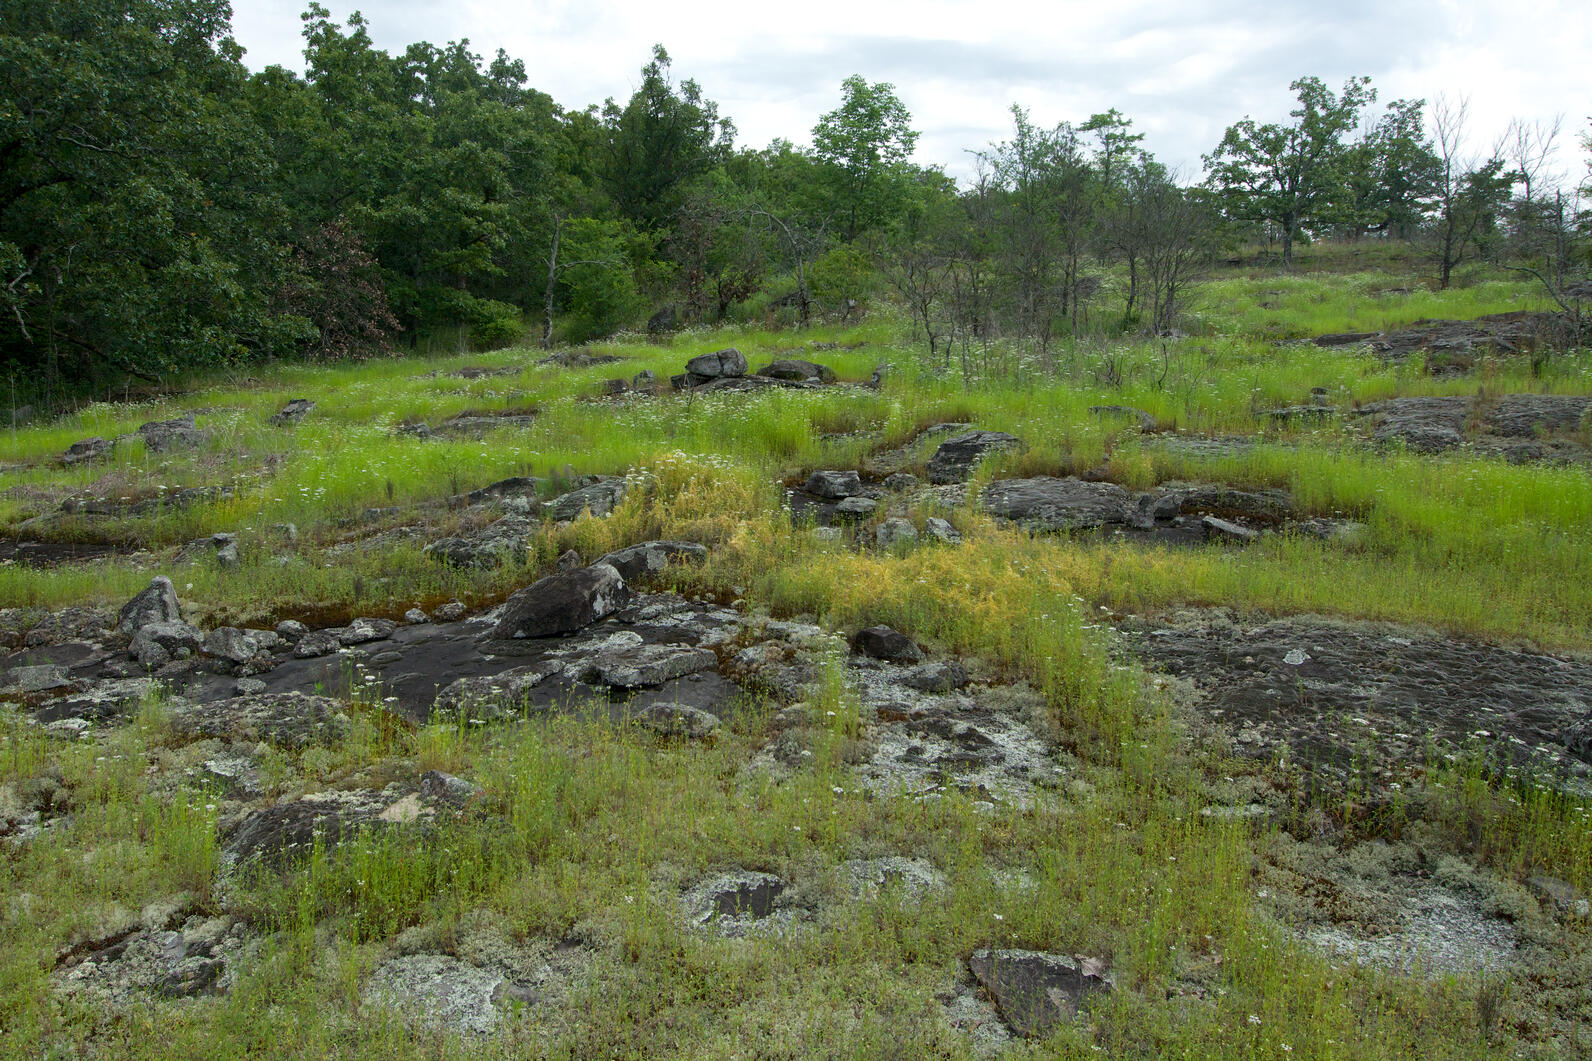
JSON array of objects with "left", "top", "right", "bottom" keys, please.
[{"left": 228, "top": 0, "right": 1591, "bottom": 188}]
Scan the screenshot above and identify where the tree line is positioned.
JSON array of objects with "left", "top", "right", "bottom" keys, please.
[{"left": 3, "top": 1, "right": 1588, "bottom": 399}]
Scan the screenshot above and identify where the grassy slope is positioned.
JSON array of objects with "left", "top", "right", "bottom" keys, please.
[{"left": 2, "top": 250, "right": 1591, "bottom": 1057}]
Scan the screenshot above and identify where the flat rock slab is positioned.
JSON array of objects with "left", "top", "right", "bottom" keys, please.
[
  {"left": 981, "top": 477, "right": 1133, "bottom": 532},
  {"left": 1485, "top": 394, "right": 1592, "bottom": 437},
  {"left": 968, "top": 949, "right": 1110, "bottom": 1037},
  {"left": 1123, "top": 613, "right": 1592, "bottom": 793},
  {"left": 1360, "top": 396, "right": 1469, "bottom": 453},
  {"left": 56, "top": 915, "right": 249, "bottom": 1004},
  {"left": 168, "top": 692, "right": 351, "bottom": 750},
  {"left": 927, "top": 432, "right": 1027, "bottom": 484}
]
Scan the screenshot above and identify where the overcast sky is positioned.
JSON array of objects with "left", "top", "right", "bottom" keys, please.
[{"left": 229, "top": 0, "right": 1590, "bottom": 187}]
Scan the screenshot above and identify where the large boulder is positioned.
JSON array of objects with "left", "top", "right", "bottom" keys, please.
[
  {"left": 117, "top": 577, "right": 182, "bottom": 638},
  {"left": 594, "top": 540, "right": 708, "bottom": 582},
  {"left": 758, "top": 359, "right": 835, "bottom": 383},
  {"left": 803, "top": 470, "right": 863, "bottom": 499},
  {"left": 926, "top": 431, "right": 1026, "bottom": 484},
  {"left": 981, "top": 477, "right": 1133, "bottom": 532},
  {"left": 490, "top": 564, "right": 630, "bottom": 639},
  {"left": 1361, "top": 396, "right": 1469, "bottom": 453},
  {"left": 851, "top": 626, "right": 923, "bottom": 662},
  {"left": 128, "top": 620, "right": 202, "bottom": 669},
  {"left": 136, "top": 414, "right": 204, "bottom": 452},
  {"left": 685, "top": 348, "right": 747, "bottom": 380},
  {"left": 542, "top": 477, "right": 627, "bottom": 522}
]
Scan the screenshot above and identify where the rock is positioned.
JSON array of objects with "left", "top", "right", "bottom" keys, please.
[
  {"left": 170, "top": 692, "right": 350, "bottom": 750},
  {"left": 419, "top": 771, "right": 482, "bottom": 805},
  {"left": 804, "top": 470, "right": 864, "bottom": 499},
  {"left": 128, "top": 621, "right": 202, "bottom": 669},
  {"left": 433, "top": 601, "right": 468, "bottom": 622},
  {"left": 274, "top": 619, "right": 308, "bottom": 642},
  {"left": 881, "top": 472, "right": 920, "bottom": 492},
  {"left": 594, "top": 540, "right": 708, "bottom": 582},
  {"left": 364, "top": 954, "right": 513, "bottom": 1035},
  {"left": 2, "top": 664, "right": 78, "bottom": 695},
  {"left": 424, "top": 515, "right": 534, "bottom": 569},
  {"left": 981, "top": 477, "right": 1133, "bottom": 531},
  {"left": 433, "top": 665, "right": 564, "bottom": 720},
  {"left": 202, "top": 627, "right": 260, "bottom": 664},
  {"left": 687, "top": 871, "right": 788, "bottom": 923},
  {"left": 967, "top": 949, "right": 1110, "bottom": 1037},
  {"left": 542, "top": 477, "right": 627, "bottom": 522},
  {"left": 852, "top": 626, "right": 922, "bottom": 663},
  {"left": 876, "top": 519, "right": 918, "bottom": 547},
  {"left": 1163, "top": 484, "right": 1293, "bottom": 523},
  {"left": 685, "top": 347, "right": 747, "bottom": 379},
  {"left": 223, "top": 789, "right": 398, "bottom": 867},
  {"left": 136, "top": 415, "right": 203, "bottom": 452},
  {"left": 62, "top": 437, "right": 114, "bottom": 465},
  {"left": 490, "top": 564, "right": 630, "bottom": 639},
  {"left": 923, "top": 517, "right": 961, "bottom": 544},
  {"left": 901, "top": 660, "right": 970, "bottom": 692},
  {"left": 833, "top": 496, "right": 877, "bottom": 519},
  {"left": 1360, "top": 396, "right": 1469, "bottom": 453},
  {"left": 338, "top": 618, "right": 396, "bottom": 645},
  {"left": 1087, "top": 405, "right": 1157, "bottom": 431},
  {"left": 632, "top": 369, "right": 658, "bottom": 392},
  {"left": 1486, "top": 394, "right": 1592, "bottom": 437},
  {"left": 556, "top": 549, "right": 582, "bottom": 570},
  {"left": 403, "top": 608, "right": 429, "bottom": 625},
  {"left": 635, "top": 702, "right": 721, "bottom": 739},
  {"left": 926, "top": 431, "right": 1027, "bottom": 484},
  {"left": 291, "top": 629, "right": 343, "bottom": 659},
  {"left": 1202, "top": 515, "right": 1260, "bottom": 542},
  {"left": 758, "top": 359, "right": 835, "bottom": 383},
  {"left": 1526, "top": 875, "right": 1589, "bottom": 918},
  {"left": 117, "top": 577, "right": 182, "bottom": 638},
  {"left": 601, "top": 378, "right": 629, "bottom": 396},
  {"left": 268, "top": 398, "right": 315, "bottom": 426},
  {"left": 585, "top": 642, "right": 717, "bottom": 688}
]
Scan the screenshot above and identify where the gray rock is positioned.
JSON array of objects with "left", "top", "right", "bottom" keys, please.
[
  {"left": 424, "top": 515, "right": 534, "bottom": 569},
  {"left": 274, "top": 619, "right": 308, "bottom": 642},
  {"left": 876, "top": 518, "right": 918, "bottom": 546},
  {"left": 490, "top": 564, "right": 630, "bottom": 639},
  {"left": 923, "top": 517, "right": 961, "bottom": 544},
  {"left": 202, "top": 627, "right": 260, "bottom": 664},
  {"left": 419, "top": 771, "right": 483, "bottom": 805},
  {"left": 758, "top": 358, "right": 835, "bottom": 383},
  {"left": 585, "top": 642, "right": 717, "bottom": 688},
  {"left": 128, "top": 620, "right": 202, "bottom": 669},
  {"left": 117, "top": 577, "right": 182, "bottom": 637},
  {"left": 926, "top": 431, "right": 1027, "bottom": 484},
  {"left": 136, "top": 415, "right": 203, "bottom": 452},
  {"left": 852, "top": 626, "right": 922, "bottom": 662},
  {"left": 268, "top": 399, "right": 315, "bottom": 426},
  {"left": 1362, "top": 396, "right": 1469, "bottom": 453},
  {"left": 968, "top": 949, "right": 1110, "bottom": 1037},
  {"left": 833, "top": 496, "right": 877, "bottom": 519},
  {"left": 404, "top": 608, "right": 429, "bottom": 624},
  {"left": 433, "top": 601, "right": 468, "bottom": 622},
  {"left": 62, "top": 437, "right": 114, "bottom": 465},
  {"left": 595, "top": 540, "right": 708, "bottom": 582},
  {"left": 542, "top": 477, "right": 627, "bottom": 522},
  {"left": 292, "top": 629, "right": 343, "bottom": 659},
  {"left": 1202, "top": 515, "right": 1260, "bottom": 542},
  {"left": 2, "top": 664, "right": 77, "bottom": 695},
  {"left": 434, "top": 665, "right": 564, "bottom": 720},
  {"left": 804, "top": 470, "right": 864, "bottom": 499},
  {"left": 981, "top": 477, "right": 1133, "bottom": 531},
  {"left": 901, "top": 660, "right": 970, "bottom": 693},
  {"left": 170, "top": 692, "right": 351, "bottom": 750},
  {"left": 632, "top": 369, "right": 658, "bottom": 391},
  {"left": 882, "top": 472, "right": 920, "bottom": 492},
  {"left": 685, "top": 348, "right": 747, "bottom": 379},
  {"left": 635, "top": 702, "right": 721, "bottom": 739},
  {"left": 364, "top": 954, "right": 511, "bottom": 1035},
  {"left": 1486, "top": 394, "right": 1592, "bottom": 438},
  {"left": 338, "top": 618, "right": 396, "bottom": 645}
]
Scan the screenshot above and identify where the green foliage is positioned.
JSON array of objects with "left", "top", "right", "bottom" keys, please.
[{"left": 811, "top": 75, "right": 920, "bottom": 242}]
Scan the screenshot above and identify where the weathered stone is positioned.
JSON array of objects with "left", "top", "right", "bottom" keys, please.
[
  {"left": 433, "top": 665, "right": 563, "bottom": 720},
  {"left": 1202, "top": 515, "right": 1260, "bottom": 542},
  {"left": 923, "top": 517, "right": 961, "bottom": 544},
  {"left": 876, "top": 518, "right": 918, "bottom": 546},
  {"left": 202, "top": 627, "right": 260, "bottom": 664},
  {"left": 170, "top": 692, "right": 350, "bottom": 750},
  {"left": 433, "top": 601, "right": 468, "bottom": 622},
  {"left": 852, "top": 626, "right": 922, "bottom": 662},
  {"left": 268, "top": 399, "right": 315, "bottom": 426},
  {"left": 585, "top": 642, "right": 717, "bottom": 688},
  {"left": 981, "top": 477, "right": 1133, "bottom": 531},
  {"left": 1361, "top": 396, "right": 1469, "bottom": 453},
  {"left": 404, "top": 608, "right": 429, "bottom": 625},
  {"left": 632, "top": 369, "right": 658, "bottom": 392},
  {"left": 424, "top": 515, "right": 534, "bottom": 569},
  {"left": 882, "top": 472, "right": 920, "bottom": 492},
  {"left": 804, "top": 470, "right": 863, "bottom": 498},
  {"left": 223, "top": 789, "right": 397, "bottom": 867},
  {"left": 117, "top": 577, "right": 182, "bottom": 637},
  {"left": 926, "top": 431, "right": 1027, "bottom": 484},
  {"left": 62, "top": 437, "right": 114, "bottom": 465},
  {"left": 490, "top": 564, "right": 630, "bottom": 639},
  {"left": 2, "top": 664, "right": 77, "bottom": 695},
  {"left": 136, "top": 415, "right": 203, "bottom": 452},
  {"left": 1486, "top": 394, "right": 1592, "bottom": 437},
  {"left": 685, "top": 347, "right": 747, "bottom": 379},
  {"left": 595, "top": 540, "right": 708, "bottom": 582},
  {"left": 968, "top": 949, "right": 1110, "bottom": 1037},
  {"left": 338, "top": 618, "right": 396, "bottom": 645},
  {"left": 635, "top": 702, "right": 721, "bottom": 739},
  {"left": 291, "top": 629, "right": 343, "bottom": 659},
  {"left": 901, "top": 660, "right": 970, "bottom": 693},
  {"left": 128, "top": 621, "right": 201, "bottom": 669},
  {"left": 542, "top": 477, "right": 627, "bottom": 522},
  {"left": 833, "top": 496, "right": 877, "bottom": 519},
  {"left": 274, "top": 619, "right": 308, "bottom": 642},
  {"left": 758, "top": 358, "right": 835, "bottom": 383},
  {"left": 1162, "top": 484, "right": 1293, "bottom": 523}
]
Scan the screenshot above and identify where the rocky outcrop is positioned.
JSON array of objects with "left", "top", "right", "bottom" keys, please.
[
  {"left": 490, "top": 564, "right": 630, "bottom": 639},
  {"left": 926, "top": 431, "right": 1027, "bottom": 484},
  {"left": 758, "top": 359, "right": 835, "bottom": 383},
  {"left": 968, "top": 950, "right": 1110, "bottom": 1037},
  {"left": 594, "top": 540, "right": 708, "bottom": 582},
  {"left": 981, "top": 477, "right": 1133, "bottom": 531}
]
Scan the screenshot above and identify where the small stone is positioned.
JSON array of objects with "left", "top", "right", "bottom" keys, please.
[
  {"left": 875, "top": 518, "right": 918, "bottom": 546},
  {"left": 403, "top": 608, "right": 430, "bottom": 625},
  {"left": 923, "top": 517, "right": 961, "bottom": 544},
  {"left": 432, "top": 601, "right": 468, "bottom": 622},
  {"left": 833, "top": 496, "right": 877, "bottom": 519},
  {"left": 635, "top": 702, "right": 720, "bottom": 740},
  {"left": 804, "top": 470, "right": 863, "bottom": 499},
  {"left": 275, "top": 619, "right": 309, "bottom": 642},
  {"left": 852, "top": 626, "right": 922, "bottom": 662}
]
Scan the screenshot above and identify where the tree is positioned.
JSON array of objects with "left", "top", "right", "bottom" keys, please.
[
  {"left": 1204, "top": 76, "right": 1376, "bottom": 264},
  {"left": 1430, "top": 96, "right": 1516, "bottom": 289},
  {"left": 812, "top": 75, "right": 919, "bottom": 241},
  {"left": 1342, "top": 99, "right": 1441, "bottom": 239}
]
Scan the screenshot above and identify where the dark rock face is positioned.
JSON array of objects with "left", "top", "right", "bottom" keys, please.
[
  {"left": 268, "top": 399, "right": 315, "bottom": 426},
  {"left": 852, "top": 626, "right": 923, "bottom": 662},
  {"left": 222, "top": 789, "right": 391, "bottom": 867},
  {"left": 758, "top": 359, "right": 836, "bottom": 383},
  {"left": 424, "top": 515, "right": 534, "bottom": 569},
  {"left": 1361, "top": 396, "right": 1469, "bottom": 453},
  {"left": 62, "top": 437, "right": 114, "bottom": 465},
  {"left": 968, "top": 949, "right": 1110, "bottom": 1037},
  {"left": 981, "top": 477, "right": 1133, "bottom": 531},
  {"left": 169, "top": 692, "right": 350, "bottom": 750},
  {"left": 117, "top": 577, "right": 182, "bottom": 638},
  {"left": 1486, "top": 394, "right": 1592, "bottom": 437},
  {"left": 685, "top": 348, "right": 747, "bottom": 380},
  {"left": 543, "top": 477, "right": 627, "bottom": 522},
  {"left": 136, "top": 415, "right": 203, "bottom": 452},
  {"left": 804, "top": 470, "right": 864, "bottom": 499},
  {"left": 128, "top": 620, "right": 201, "bottom": 669},
  {"left": 594, "top": 540, "right": 708, "bottom": 582},
  {"left": 926, "top": 431, "right": 1027, "bottom": 484},
  {"left": 490, "top": 564, "right": 630, "bottom": 639}
]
